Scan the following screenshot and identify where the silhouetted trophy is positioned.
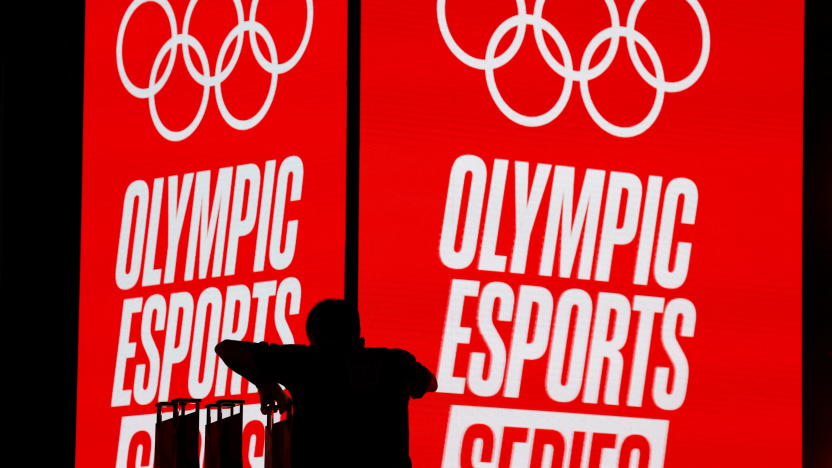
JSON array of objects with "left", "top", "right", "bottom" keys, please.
[
  {"left": 204, "top": 400, "right": 245, "bottom": 468},
  {"left": 265, "top": 403, "right": 293, "bottom": 468},
  {"left": 154, "top": 399, "right": 201, "bottom": 468}
]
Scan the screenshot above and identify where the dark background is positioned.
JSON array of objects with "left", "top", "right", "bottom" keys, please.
[
  {"left": 0, "top": 1, "right": 827, "bottom": 466},
  {"left": 1, "top": 1, "right": 84, "bottom": 465},
  {"left": 803, "top": 0, "right": 832, "bottom": 465}
]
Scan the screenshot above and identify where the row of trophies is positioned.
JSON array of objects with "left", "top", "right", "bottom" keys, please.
[{"left": 154, "top": 398, "right": 291, "bottom": 468}]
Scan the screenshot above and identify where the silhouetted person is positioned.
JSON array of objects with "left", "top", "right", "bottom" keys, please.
[{"left": 215, "top": 299, "right": 437, "bottom": 468}]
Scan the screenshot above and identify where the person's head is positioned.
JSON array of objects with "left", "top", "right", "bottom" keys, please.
[{"left": 305, "top": 299, "right": 363, "bottom": 348}]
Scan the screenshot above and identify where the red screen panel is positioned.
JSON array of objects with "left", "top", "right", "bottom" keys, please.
[
  {"left": 77, "top": 1, "right": 346, "bottom": 467},
  {"left": 359, "top": 1, "right": 802, "bottom": 467}
]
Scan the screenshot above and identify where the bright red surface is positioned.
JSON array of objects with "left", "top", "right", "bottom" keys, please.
[
  {"left": 359, "top": 1, "right": 802, "bottom": 467},
  {"left": 77, "top": 1, "right": 346, "bottom": 466}
]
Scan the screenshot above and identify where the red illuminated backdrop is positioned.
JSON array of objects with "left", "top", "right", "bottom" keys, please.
[
  {"left": 358, "top": 0, "right": 802, "bottom": 467},
  {"left": 76, "top": 0, "right": 803, "bottom": 467},
  {"left": 77, "top": 0, "right": 346, "bottom": 466}
]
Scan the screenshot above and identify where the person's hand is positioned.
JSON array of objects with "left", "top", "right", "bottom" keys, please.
[{"left": 257, "top": 382, "right": 292, "bottom": 415}]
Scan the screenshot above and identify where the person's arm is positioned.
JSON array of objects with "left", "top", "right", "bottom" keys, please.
[
  {"left": 215, "top": 340, "right": 292, "bottom": 414},
  {"left": 215, "top": 340, "right": 273, "bottom": 386},
  {"left": 427, "top": 369, "right": 439, "bottom": 393},
  {"left": 412, "top": 361, "right": 438, "bottom": 397},
  {"left": 402, "top": 352, "right": 438, "bottom": 398}
]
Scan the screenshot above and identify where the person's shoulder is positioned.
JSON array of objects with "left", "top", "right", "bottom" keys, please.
[
  {"left": 364, "top": 347, "right": 417, "bottom": 363},
  {"left": 263, "top": 342, "right": 307, "bottom": 348},
  {"left": 262, "top": 342, "right": 309, "bottom": 354}
]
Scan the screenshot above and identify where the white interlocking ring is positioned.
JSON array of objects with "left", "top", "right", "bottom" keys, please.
[
  {"left": 438, "top": 0, "right": 710, "bottom": 137},
  {"left": 582, "top": 26, "right": 664, "bottom": 138},
  {"left": 484, "top": 14, "right": 573, "bottom": 128},
  {"left": 116, "top": 0, "right": 314, "bottom": 141}
]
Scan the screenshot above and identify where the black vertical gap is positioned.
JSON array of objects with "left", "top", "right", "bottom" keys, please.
[
  {"left": 345, "top": 0, "right": 361, "bottom": 304},
  {"left": 804, "top": 0, "right": 831, "bottom": 466},
  {"left": 0, "top": 0, "right": 84, "bottom": 465}
]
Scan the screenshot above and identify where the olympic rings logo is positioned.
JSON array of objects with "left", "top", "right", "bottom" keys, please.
[
  {"left": 437, "top": 0, "right": 710, "bottom": 137},
  {"left": 116, "top": 0, "right": 313, "bottom": 141}
]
